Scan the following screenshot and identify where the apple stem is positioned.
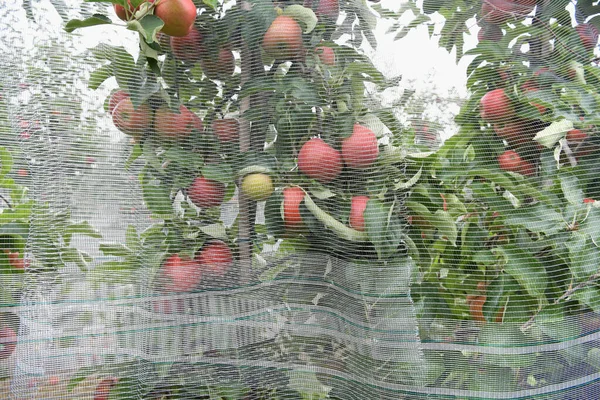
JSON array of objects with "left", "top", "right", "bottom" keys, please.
[{"left": 302, "top": 192, "right": 368, "bottom": 242}]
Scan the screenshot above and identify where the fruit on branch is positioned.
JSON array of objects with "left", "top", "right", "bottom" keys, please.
[
  {"left": 316, "top": 46, "right": 335, "bottom": 66},
  {"left": 480, "top": 88, "right": 514, "bottom": 123},
  {"left": 154, "top": 105, "right": 197, "bottom": 139},
  {"left": 161, "top": 254, "right": 202, "bottom": 292},
  {"left": 576, "top": 23, "right": 599, "bottom": 51},
  {"left": 212, "top": 118, "right": 239, "bottom": 143},
  {"left": 195, "top": 240, "right": 233, "bottom": 277},
  {"left": 304, "top": 0, "right": 339, "bottom": 21},
  {"left": 5, "top": 251, "right": 25, "bottom": 270},
  {"left": 188, "top": 176, "right": 226, "bottom": 208},
  {"left": 467, "top": 295, "right": 486, "bottom": 322},
  {"left": 241, "top": 173, "right": 274, "bottom": 201},
  {"left": 521, "top": 81, "right": 547, "bottom": 116},
  {"left": 154, "top": 0, "right": 197, "bottom": 37},
  {"left": 477, "top": 24, "right": 502, "bottom": 42},
  {"left": 493, "top": 119, "right": 538, "bottom": 147},
  {"left": 341, "top": 124, "right": 379, "bottom": 169},
  {"left": 262, "top": 15, "right": 304, "bottom": 60},
  {"left": 108, "top": 90, "right": 129, "bottom": 114},
  {"left": 298, "top": 138, "right": 342, "bottom": 183},
  {"left": 481, "top": 0, "right": 534, "bottom": 24},
  {"left": 498, "top": 150, "right": 535, "bottom": 176},
  {"left": 93, "top": 377, "right": 118, "bottom": 400},
  {"left": 200, "top": 48, "right": 235, "bottom": 80},
  {"left": 0, "top": 326, "right": 16, "bottom": 359},
  {"left": 112, "top": 98, "right": 153, "bottom": 138},
  {"left": 566, "top": 129, "right": 588, "bottom": 144},
  {"left": 114, "top": 0, "right": 141, "bottom": 21},
  {"left": 170, "top": 28, "right": 203, "bottom": 63},
  {"left": 283, "top": 187, "right": 305, "bottom": 229},
  {"left": 349, "top": 196, "right": 369, "bottom": 231}
]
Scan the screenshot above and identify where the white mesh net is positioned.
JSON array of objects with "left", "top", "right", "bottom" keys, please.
[{"left": 1, "top": 0, "right": 600, "bottom": 398}]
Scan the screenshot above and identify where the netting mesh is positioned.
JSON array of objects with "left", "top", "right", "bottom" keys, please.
[{"left": 1, "top": 0, "right": 600, "bottom": 398}]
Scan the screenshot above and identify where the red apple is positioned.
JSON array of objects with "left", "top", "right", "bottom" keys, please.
[
  {"left": 498, "top": 150, "right": 534, "bottom": 176},
  {"left": 349, "top": 196, "right": 369, "bottom": 231},
  {"left": 316, "top": 46, "right": 335, "bottom": 66},
  {"left": 298, "top": 138, "right": 342, "bottom": 183},
  {"left": 481, "top": 0, "right": 513, "bottom": 24},
  {"left": 112, "top": 98, "right": 153, "bottom": 138},
  {"left": 341, "top": 124, "right": 379, "bottom": 169},
  {"left": 93, "top": 377, "right": 118, "bottom": 400},
  {"left": 212, "top": 118, "right": 239, "bottom": 143},
  {"left": 187, "top": 176, "right": 226, "bottom": 208},
  {"left": 108, "top": 90, "right": 129, "bottom": 114},
  {"left": 480, "top": 88, "right": 514, "bottom": 122},
  {"left": 201, "top": 48, "right": 235, "bottom": 80},
  {"left": 170, "top": 28, "right": 203, "bottom": 63},
  {"left": 305, "top": 0, "right": 339, "bottom": 20},
  {"left": 113, "top": 0, "right": 140, "bottom": 21},
  {"left": 494, "top": 119, "right": 537, "bottom": 147},
  {"left": 262, "top": 15, "right": 304, "bottom": 60},
  {"left": 567, "top": 129, "right": 588, "bottom": 144},
  {"left": 6, "top": 252, "right": 25, "bottom": 270},
  {"left": 283, "top": 187, "right": 305, "bottom": 229},
  {"left": 477, "top": 24, "right": 502, "bottom": 42},
  {"left": 0, "top": 326, "right": 16, "bottom": 359},
  {"left": 161, "top": 254, "right": 202, "bottom": 292},
  {"left": 154, "top": 0, "right": 197, "bottom": 37},
  {"left": 154, "top": 105, "right": 196, "bottom": 140},
  {"left": 195, "top": 240, "right": 233, "bottom": 277},
  {"left": 576, "top": 23, "right": 599, "bottom": 51}
]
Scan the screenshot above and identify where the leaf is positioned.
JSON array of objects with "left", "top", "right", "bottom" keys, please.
[
  {"left": 64, "top": 14, "right": 112, "bottom": 33},
  {"left": 127, "top": 15, "right": 164, "bottom": 43},
  {"left": 99, "top": 243, "right": 131, "bottom": 258},
  {"left": 483, "top": 274, "right": 505, "bottom": 322},
  {"left": 365, "top": 199, "right": 390, "bottom": 259},
  {"left": 0, "top": 147, "right": 13, "bottom": 179},
  {"left": 201, "top": 163, "right": 233, "bottom": 184},
  {"left": 478, "top": 325, "right": 536, "bottom": 367},
  {"left": 202, "top": 0, "right": 218, "bottom": 10},
  {"left": 283, "top": 5, "right": 317, "bottom": 34},
  {"left": 394, "top": 167, "right": 422, "bottom": 190},
  {"left": 88, "top": 65, "right": 113, "bottom": 90},
  {"left": 534, "top": 120, "right": 573, "bottom": 149},
  {"left": 494, "top": 245, "right": 548, "bottom": 298},
  {"left": 61, "top": 248, "right": 92, "bottom": 271},
  {"left": 199, "top": 224, "right": 228, "bottom": 240},
  {"left": 504, "top": 204, "right": 564, "bottom": 235},
  {"left": 581, "top": 208, "right": 600, "bottom": 247},
  {"left": 559, "top": 172, "right": 584, "bottom": 205},
  {"left": 63, "top": 222, "right": 102, "bottom": 246},
  {"left": 430, "top": 210, "right": 457, "bottom": 246}
]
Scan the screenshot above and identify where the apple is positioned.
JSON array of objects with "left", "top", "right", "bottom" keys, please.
[
  {"left": 114, "top": 0, "right": 140, "bottom": 21},
  {"left": 298, "top": 138, "right": 342, "bottom": 183},
  {"left": 212, "top": 118, "right": 239, "bottom": 143},
  {"left": 341, "top": 124, "right": 379, "bottom": 169},
  {"left": 480, "top": 88, "right": 514, "bottom": 122},
  {"left": 498, "top": 150, "right": 534, "bottom": 176},
  {"left": 6, "top": 251, "right": 25, "bottom": 270},
  {"left": 493, "top": 119, "right": 536, "bottom": 147},
  {"left": 112, "top": 98, "right": 153, "bottom": 138},
  {"left": 187, "top": 176, "right": 226, "bottom": 208},
  {"left": 195, "top": 240, "right": 233, "bottom": 277},
  {"left": 349, "top": 196, "right": 369, "bottom": 231},
  {"left": 154, "top": 105, "right": 196, "bottom": 140},
  {"left": 262, "top": 15, "right": 304, "bottom": 60},
  {"left": 567, "top": 129, "right": 588, "bottom": 144},
  {"left": 161, "top": 254, "right": 202, "bottom": 292},
  {"left": 304, "top": 0, "right": 339, "bottom": 20},
  {"left": 316, "top": 46, "right": 335, "bottom": 66},
  {"left": 170, "top": 28, "right": 203, "bottom": 63},
  {"left": 521, "top": 81, "right": 546, "bottom": 115},
  {"left": 152, "top": 298, "right": 185, "bottom": 314},
  {"left": 0, "top": 326, "right": 16, "bottom": 359},
  {"left": 201, "top": 48, "right": 235, "bottom": 80},
  {"left": 477, "top": 24, "right": 502, "bottom": 42},
  {"left": 108, "top": 90, "right": 129, "bottom": 114},
  {"left": 576, "top": 23, "right": 599, "bottom": 51},
  {"left": 154, "top": 0, "right": 197, "bottom": 37},
  {"left": 481, "top": 0, "right": 513, "bottom": 24},
  {"left": 17, "top": 169, "right": 28, "bottom": 177},
  {"left": 241, "top": 173, "right": 273, "bottom": 201},
  {"left": 519, "top": 160, "right": 536, "bottom": 176},
  {"left": 93, "top": 377, "right": 118, "bottom": 400},
  {"left": 283, "top": 187, "right": 305, "bottom": 229}
]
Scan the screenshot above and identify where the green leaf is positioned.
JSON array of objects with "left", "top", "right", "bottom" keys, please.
[
  {"left": 99, "top": 243, "right": 131, "bottom": 258},
  {"left": 283, "top": 5, "right": 317, "bottom": 34},
  {"left": 88, "top": 65, "right": 113, "bottom": 90},
  {"left": 125, "top": 225, "right": 140, "bottom": 252},
  {"left": 202, "top": 0, "right": 218, "bottom": 10},
  {"left": 64, "top": 14, "right": 112, "bottom": 33},
  {"left": 581, "top": 208, "right": 600, "bottom": 247},
  {"left": 483, "top": 274, "right": 505, "bottom": 322},
  {"left": 504, "top": 204, "right": 564, "bottom": 235},
  {"left": 61, "top": 248, "right": 91, "bottom": 271},
  {"left": 127, "top": 15, "right": 164, "bottom": 43},
  {"left": 125, "top": 144, "right": 143, "bottom": 170},
  {"left": 364, "top": 199, "right": 389, "bottom": 259},
  {"left": 478, "top": 325, "right": 535, "bottom": 367},
  {"left": 494, "top": 245, "right": 548, "bottom": 298},
  {"left": 201, "top": 163, "right": 233, "bottom": 184},
  {"left": 67, "top": 366, "right": 100, "bottom": 392},
  {"left": 199, "top": 224, "right": 228, "bottom": 240},
  {"left": 140, "top": 170, "right": 173, "bottom": 217},
  {"left": 559, "top": 172, "right": 584, "bottom": 205},
  {"left": 534, "top": 120, "right": 573, "bottom": 149},
  {"left": 63, "top": 222, "right": 102, "bottom": 247},
  {"left": 430, "top": 210, "right": 457, "bottom": 246},
  {"left": 0, "top": 147, "right": 13, "bottom": 179}
]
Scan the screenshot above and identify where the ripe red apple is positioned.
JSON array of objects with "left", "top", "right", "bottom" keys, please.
[
  {"left": 201, "top": 48, "right": 235, "bottom": 80},
  {"left": 93, "top": 377, "right": 118, "bottom": 400},
  {"left": 316, "top": 46, "right": 335, "bottom": 66},
  {"left": 519, "top": 160, "right": 536, "bottom": 176},
  {"left": 304, "top": 0, "right": 339, "bottom": 20},
  {"left": 154, "top": 105, "right": 196, "bottom": 140},
  {"left": 161, "top": 254, "right": 202, "bottom": 292},
  {"left": 6, "top": 252, "right": 25, "bottom": 270},
  {"left": 241, "top": 173, "right": 273, "bottom": 201},
  {"left": 493, "top": 119, "right": 537, "bottom": 147},
  {"left": 283, "top": 187, "right": 305, "bottom": 229},
  {"left": 567, "top": 129, "right": 588, "bottom": 144},
  {"left": 195, "top": 240, "right": 233, "bottom": 277},
  {"left": 480, "top": 88, "right": 514, "bottom": 122},
  {"left": 298, "top": 138, "right": 342, "bottom": 183},
  {"left": 576, "top": 23, "right": 599, "bottom": 51},
  {"left": 108, "top": 90, "right": 129, "bottom": 114},
  {"left": 262, "top": 15, "right": 304, "bottom": 60},
  {"left": 498, "top": 150, "right": 534, "bottom": 176},
  {"left": 341, "top": 124, "right": 379, "bottom": 169},
  {"left": 114, "top": 0, "right": 140, "bottom": 21},
  {"left": 212, "top": 118, "right": 239, "bottom": 143},
  {"left": 349, "top": 196, "right": 369, "bottom": 231},
  {"left": 0, "top": 326, "right": 16, "bottom": 359},
  {"left": 481, "top": 0, "right": 513, "bottom": 24},
  {"left": 170, "top": 28, "right": 203, "bottom": 63},
  {"left": 187, "top": 176, "right": 226, "bottom": 208},
  {"left": 112, "top": 98, "right": 153, "bottom": 138},
  {"left": 154, "top": 0, "right": 197, "bottom": 37}
]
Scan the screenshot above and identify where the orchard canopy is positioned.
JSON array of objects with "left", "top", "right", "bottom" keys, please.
[{"left": 0, "top": 0, "right": 600, "bottom": 398}]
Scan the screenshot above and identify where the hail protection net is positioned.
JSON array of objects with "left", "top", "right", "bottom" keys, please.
[{"left": 0, "top": 0, "right": 600, "bottom": 399}]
